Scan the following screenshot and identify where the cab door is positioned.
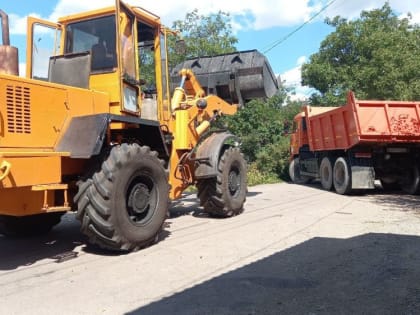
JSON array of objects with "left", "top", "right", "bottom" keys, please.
[
  {"left": 117, "top": 1, "right": 140, "bottom": 114},
  {"left": 26, "top": 17, "right": 62, "bottom": 80}
]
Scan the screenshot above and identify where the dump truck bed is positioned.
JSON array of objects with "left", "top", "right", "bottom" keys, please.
[{"left": 305, "top": 92, "right": 420, "bottom": 151}]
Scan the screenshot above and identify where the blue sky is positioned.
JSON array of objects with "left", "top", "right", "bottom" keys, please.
[{"left": 5, "top": 0, "right": 420, "bottom": 99}]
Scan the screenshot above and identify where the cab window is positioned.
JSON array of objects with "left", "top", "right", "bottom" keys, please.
[{"left": 65, "top": 15, "right": 117, "bottom": 72}]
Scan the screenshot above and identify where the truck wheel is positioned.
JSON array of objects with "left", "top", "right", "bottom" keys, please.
[
  {"left": 197, "top": 147, "right": 247, "bottom": 217},
  {"left": 333, "top": 157, "right": 352, "bottom": 195},
  {"left": 75, "top": 143, "right": 169, "bottom": 251},
  {"left": 289, "top": 158, "right": 311, "bottom": 184},
  {"left": 400, "top": 166, "right": 420, "bottom": 195},
  {"left": 380, "top": 179, "right": 399, "bottom": 191},
  {"left": 320, "top": 157, "right": 333, "bottom": 190},
  {"left": 0, "top": 212, "right": 64, "bottom": 237}
]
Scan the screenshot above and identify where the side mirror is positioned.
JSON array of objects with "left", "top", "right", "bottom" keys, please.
[{"left": 282, "top": 120, "right": 291, "bottom": 136}]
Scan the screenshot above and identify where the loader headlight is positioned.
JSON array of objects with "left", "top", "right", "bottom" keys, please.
[{"left": 196, "top": 98, "right": 207, "bottom": 109}]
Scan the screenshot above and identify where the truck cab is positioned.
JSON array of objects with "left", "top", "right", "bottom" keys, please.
[{"left": 290, "top": 112, "right": 309, "bottom": 158}]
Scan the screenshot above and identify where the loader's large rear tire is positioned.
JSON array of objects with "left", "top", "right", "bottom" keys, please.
[
  {"left": 333, "top": 157, "right": 352, "bottom": 195},
  {"left": 289, "top": 157, "right": 311, "bottom": 184},
  {"left": 74, "top": 143, "right": 169, "bottom": 251},
  {"left": 320, "top": 157, "right": 333, "bottom": 191},
  {"left": 197, "top": 147, "right": 247, "bottom": 217},
  {"left": 0, "top": 212, "right": 64, "bottom": 237},
  {"left": 400, "top": 166, "right": 420, "bottom": 195}
]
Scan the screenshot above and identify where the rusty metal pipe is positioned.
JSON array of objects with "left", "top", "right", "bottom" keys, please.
[
  {"left": 0, "top": 9, "right": 18, "bottom": 75},
  {"left": 0, "top": 10, "right": 10, "bottom": 46}
]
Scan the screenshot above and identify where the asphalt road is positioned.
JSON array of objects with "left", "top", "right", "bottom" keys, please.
[{"left": 1, "top": 182, "right": 420, "bottom": 314}]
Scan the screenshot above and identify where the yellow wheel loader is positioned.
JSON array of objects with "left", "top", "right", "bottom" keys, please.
[{"left": 0, "top": 1, "right": 278, "bottom": 251}]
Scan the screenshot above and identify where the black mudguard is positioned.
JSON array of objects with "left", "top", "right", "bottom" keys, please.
[
  {"left": 55, "top": 114, "right": 168, "bottom": 159},
  {"left": 194, "top": 132, "right": 240, "bottom": 179}
]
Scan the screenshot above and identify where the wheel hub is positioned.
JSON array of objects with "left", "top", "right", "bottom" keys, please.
[
  {"left": 228, "top": 169, "right": 240, "bottom": 196},
  {"left": 335, "top": 165, "right": 345, "bottom": 185},
  {"left": 128, "top": 183, "right": 150, "bottom": 215}
]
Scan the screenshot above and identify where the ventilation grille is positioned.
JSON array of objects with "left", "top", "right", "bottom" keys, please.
[{"left": 6, "top": 85, "right": 31, "bottom": 134}]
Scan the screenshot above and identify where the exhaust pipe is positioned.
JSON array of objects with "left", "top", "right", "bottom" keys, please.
[
  {"left": 0, "top": 10, "right": 10, "bottom": 45},
  {"left": 0, "top": 9, "right": 18, "bottom": 76}
]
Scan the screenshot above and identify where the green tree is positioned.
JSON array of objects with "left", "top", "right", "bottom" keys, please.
[
  {"left": 169, "top": 9, "right": 238, "bottom": 67},
  {"left": 302, "top": 3, "right": 420, "bottom": 105},
  {"left": 222, "top": 85, "right": 302, "bottom": 184}
]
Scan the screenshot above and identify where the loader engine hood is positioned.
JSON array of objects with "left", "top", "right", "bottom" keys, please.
[{"left": 171, "top": 49, "right": 279, "bottom": 107}]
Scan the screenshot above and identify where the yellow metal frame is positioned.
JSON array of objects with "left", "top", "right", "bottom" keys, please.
[
  {"left": 25, "top": 17, "right": 63, "bottom": 79},
  {"left": 167, "top": 69, "right": 238, "bottom": 199},
  {"left": 0, "top": 0, "right": 241, "bottom": 217}
]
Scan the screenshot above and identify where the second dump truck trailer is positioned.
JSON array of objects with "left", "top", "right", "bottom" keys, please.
[{"left": 289, "top": 91, "right": 420, "bottom": 195}]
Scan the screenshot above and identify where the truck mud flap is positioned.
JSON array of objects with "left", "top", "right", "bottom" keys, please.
[{"left": 351, "top": 166, "right": 375, "bottom": 189}]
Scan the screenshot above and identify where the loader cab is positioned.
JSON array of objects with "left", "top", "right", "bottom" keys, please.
[{"left": 26, "top": 1, "right": 171, "bottom": 121}]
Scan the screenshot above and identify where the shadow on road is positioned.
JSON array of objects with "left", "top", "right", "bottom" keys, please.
[
  {"left": 0, "top": 191, "right": 259, "bottom": 269},
  {"left": 0, "top": 214, "right": 85, "bottom": 270},
  {"left": 168, "top": 190, "right": 261, "bottom": 219},
  {"left": 0, "top": 213, "right": 174, "bottom": 269},
  {"left": 129, "top": 233, "right": 420, "bottom": 315},
  {"left": 169, "top": 194, "right": 203, "bottom": 218},
  {"left": 292, "top": 180, "right": 420, "bottom": 216},
  {"left": 357, "top": 191, "right": 420, "bottom": 215}
]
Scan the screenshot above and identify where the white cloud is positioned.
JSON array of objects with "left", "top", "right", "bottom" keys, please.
[
  {"left": 19, "top": 63, "right": 26, "bottom": 77},
  {"left": 9, "top": 0, "right": 311, "bottom": 36},
  {"left": 400, "top": 12, "right": 420, "bottom": 25},
  {"left": 281, "top": 56, "right": 314, "bottom": 101},
  {"left": 8, "top": 0, "right": 420, "bottom": 36},
  {"left": 322, "top": 0, "right": 420, "bottom": 22},
  {"left": 412, "top": 11, "right": 420, "bottom": 24},
  {"left": 282, "top": 65, "right": 302, "bottom": 88},
  {"left": 9, "top": 13, "right": 41, "bottom": 35},
  {"left": 281, "top": 56, "right": 306, "bottom": 87},
  {"left": 48, "top": 0, "right": 114, "bottom": 22}
]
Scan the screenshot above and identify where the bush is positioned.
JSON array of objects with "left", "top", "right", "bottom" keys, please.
[
  {"left": 255, "top": 137, "right": 291, "bottom": 181},
  {"left": 247, "top": 163, "right": 280, "bottom": 186},
  {"left": 219, "top": 91, "right": 302, "bottom": 185}
]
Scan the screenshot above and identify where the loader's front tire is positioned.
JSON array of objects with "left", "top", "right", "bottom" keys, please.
[
  {"left": 74, "top": 143, "right": 169, "bottom": 251},
  {"left": 0, "top": 212, "right": 64, "bottom": 237},
  {"left": 197, "top": 147, "right": 247, "bottom": 217}
]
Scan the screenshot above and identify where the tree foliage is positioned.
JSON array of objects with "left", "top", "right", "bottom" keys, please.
[
  {"left": 169, "top": 9, "right": 238, "bottom": 67},
  {"left": 166, "top": 10, "right": 302, "bottom": 184},
  {"left": 222, "top": 86, "right": 302, "bottom": 183},
  {"left": 302, "top": 3, "right": 420, "bottom": 105}
]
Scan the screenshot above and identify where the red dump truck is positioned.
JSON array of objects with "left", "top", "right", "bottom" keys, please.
[{"left": 289, "top": 91, "right": 420, "bottom": 194}]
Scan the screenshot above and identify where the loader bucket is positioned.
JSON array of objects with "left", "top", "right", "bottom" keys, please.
[{"left": 171, "top": 49, "right": 279, "bottom": 106}]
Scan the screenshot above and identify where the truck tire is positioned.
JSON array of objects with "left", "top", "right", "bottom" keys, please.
[
  {"left": 380, "top": 178, "right": 399, "bottom": 191},
  {"left": 0, "top": 212, "right": 64, "bottom": 237},
  {"left": 319, "top": 157, "right": 333, "bottom": 190},
  {"left": 400, "top": 166, "right": 420, "bottom": 195},
  {"left": 333, "top": 157, "right": 352, "bottom": 195},
  {"left": 289, "top": 158, "right": 311, "bottom": 184},
  {"left": 74, "top": 143, "right": 169, "bottom": 251},
  {"left": 197, "top": 147, "right": 247, "bottom": 217}
]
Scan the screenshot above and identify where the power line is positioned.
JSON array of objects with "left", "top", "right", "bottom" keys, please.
[{"left": 263, "top": 0, "right": 339, "bottom": 54}]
